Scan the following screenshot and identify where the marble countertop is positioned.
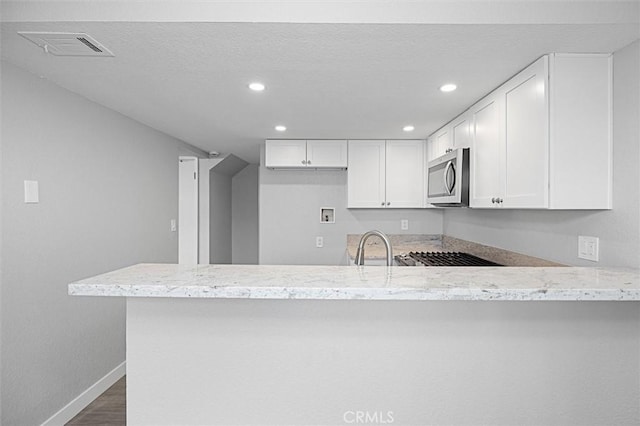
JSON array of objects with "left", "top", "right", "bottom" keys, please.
[{"left": 68, "top": 263, "right": 640, "bottom": 301}]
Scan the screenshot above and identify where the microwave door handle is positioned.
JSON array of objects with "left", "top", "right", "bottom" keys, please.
[
  {"left": 449, "top": 161, "right": 456, "bottom": 193},
  {"left": 444, "top": 161, "right": 454, "bottom": 194}
]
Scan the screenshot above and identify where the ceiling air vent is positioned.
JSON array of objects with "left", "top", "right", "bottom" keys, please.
[{"left": 17, "top": 32, "right": 114, "bottom": 57}]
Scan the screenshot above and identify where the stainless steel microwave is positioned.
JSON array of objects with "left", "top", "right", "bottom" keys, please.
[{"left": 426, "top": 148, "right": 470, "bottom": 207}]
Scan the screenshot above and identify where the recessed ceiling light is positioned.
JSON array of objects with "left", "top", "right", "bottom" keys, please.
[
  {"left": 275, "top": 125, "right": 287, "bottom": 132},
  {"left": 249, "top": 82, "right": 265, "bottom": 91},
  {"left": 440, "top": 83, "right": 457, "bottom": 93},
  {"left": 403, "top": 125, "right": 415, "bottom": 132}
]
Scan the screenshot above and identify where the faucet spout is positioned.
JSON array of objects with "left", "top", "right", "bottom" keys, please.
[{"left": 355, "top": 230, "right": 393, "bottom": 266}]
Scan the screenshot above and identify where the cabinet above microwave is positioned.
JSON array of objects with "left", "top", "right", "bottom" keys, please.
[{"left": 428, "top": 53, "right": 612, "bottom": 210}]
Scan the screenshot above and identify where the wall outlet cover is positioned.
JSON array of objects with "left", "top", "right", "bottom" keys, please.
[
  {"left": 316, "top": 236, "right": 324, "bottom": 248},
  {"left": 401, "top": 219, "right": 409, "bottom": 230},
  {"left": 578, "top": 236, "right": 599, "bottom": 262},
  {"left": 24, "top": 180, "right": 39, "bottom": 203}
]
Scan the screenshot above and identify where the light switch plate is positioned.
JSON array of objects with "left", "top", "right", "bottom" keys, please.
[
  {"left": 24, "top": 180, "right": 39, "bottom": 203},
  {"left": 578, "top": 236, "right": 599, "bottom": 262}
]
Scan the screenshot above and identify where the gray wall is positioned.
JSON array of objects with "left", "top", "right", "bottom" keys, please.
[
  {"left": 200, "top": 158, "right": 255, "bottom": 265},
  {"left": 0, "top": 61, "right": 198, "bottom": 425},
  {"left": 209, "top": 171, "right": 232, "bottom": 264},
  {"left": 232, "top": 164, "right": 259, "bottom": 264},
  {"left": 259, "top": 148, "right": 444, "bottom": 265},
  {"left": 444, "top": 40, "right": 640, "bottom": 267}
]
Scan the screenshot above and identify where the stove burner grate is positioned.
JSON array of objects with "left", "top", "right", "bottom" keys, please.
[{"left": 400, "top": 251, "right": 503, "bottom": 267}]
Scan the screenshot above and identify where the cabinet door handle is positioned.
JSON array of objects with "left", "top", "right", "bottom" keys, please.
[
  {"left": 301, "top": 160, "right": 307, "bottom": 165},
  {"left": 491, "top": 197, "right": 496, "bottom": 204},
  {"left": 386, "top": 202, "right": 391, "bottom": 206},
  {"left": 381, "top": 202, "right": 385, "bottom": 206},
  {"left": 307, "top": 160, "right": 311, "bottom": 165},
  {"left": 498, "top": 198, "right": 504, "bottom": 204}
]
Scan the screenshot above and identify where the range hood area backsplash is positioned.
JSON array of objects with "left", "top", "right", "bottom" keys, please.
[{"left": 346, "top": 234, "right": 564, "bottom": 267}]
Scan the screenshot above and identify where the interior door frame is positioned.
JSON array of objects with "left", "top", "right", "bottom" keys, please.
[{"left": 178, "top": 156, "right": 199, "bottom": 264}]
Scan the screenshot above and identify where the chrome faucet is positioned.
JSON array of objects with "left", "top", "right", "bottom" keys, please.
[{"left": 355, "top": 230, "right": 393, "bottom": 266}]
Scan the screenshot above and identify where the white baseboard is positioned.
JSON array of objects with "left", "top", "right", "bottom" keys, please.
[{"left": 41, "top": 361, "right": 126, "bottom": 426}]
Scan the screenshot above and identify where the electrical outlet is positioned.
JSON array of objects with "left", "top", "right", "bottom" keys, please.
[
  {"left": 316, "top": 236, "right": 324, "bottom": 248},
  {"left": 578, "top": 236, "right": 599, "bottom": 261},
  {"left": 401, "top": 219, "right": 409, "bottom": 230},
  {"left": 170, "top": 219, "right": 177, "bottom": 232}
]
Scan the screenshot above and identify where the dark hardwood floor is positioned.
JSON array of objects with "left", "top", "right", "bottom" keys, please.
[{"left": 66, "top": 376, "right": 126, "bottom": 425}]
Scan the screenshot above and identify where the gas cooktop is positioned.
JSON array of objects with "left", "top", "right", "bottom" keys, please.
[{"left": 394, "top": 251, "right": 503, "bottom": 267}]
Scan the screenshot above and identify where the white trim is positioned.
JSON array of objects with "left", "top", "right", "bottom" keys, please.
[
  {"left": 178, "top": 156, "right": 199, "bottom": 265},
  {"left": 41, "top": 361, "right": 126, "bottom": 426},
  {"left": 2, "top": 1, "right": 637, "bottom": 25}
]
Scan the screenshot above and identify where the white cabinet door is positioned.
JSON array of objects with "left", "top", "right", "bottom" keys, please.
[
  {"left": 426, "top": 136, "right": 437, "bottom": 162},
  {"left": 347, "top": 140, "right": 386, "bottom": 208},
  {"left": 434, "top": 127, "right": 451, "bottom": 158},
  {"left": 451, "top": 113, "right": 472, "bottom": 149},
  {"left": 265, "top": 140, "right": 307, "bottom": 168},
  {"left": 306, "top": 140, "right": 348, "bottom": 168},
  {"left": 502, "top": 56, "right": 549, "bottom": 208},
  {"left": 470, "top": 93, "right": 504, "bottom": 208},
  {"left": 386, "top": 140, "right": 424, "bottom": 208},
  {"left": 470, "top": 56, "right": 548, "bottom": 209}
]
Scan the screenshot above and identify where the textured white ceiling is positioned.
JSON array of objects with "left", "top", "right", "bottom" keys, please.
[{"left": 1, "top": 20, "right": 638, "bottom": 163}]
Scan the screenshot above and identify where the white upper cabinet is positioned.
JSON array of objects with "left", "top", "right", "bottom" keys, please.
[
  {"left": 436, "top": 128, "right": 451, "bottom": 157},
  {"left": 434, "top": 53, "right": 611, "bottom": 210},
  {"left": 306, "top": 140, "right": 348, "bottom": 168},
  {"left": 264, "top": 140, "right": 307, "bottom": 168},
  {"left": 451, "top": 112, "right": 472, "bottom": 150},
  {"left": 426, "top": 135, "right": 437, "bottom": 162},
  {"left": 265, "top": 139, "right": 347, "bottom": 168},
  {"left": 385, "top": 140, "right": 425, "bottom": 208},
  {"left": 427, "top": 111, "right": 471, "bottom": 163},
  {"left": 471, "top": 56, "right": 548, "bottom": 208},
  {"left": 347, "top": 140, "right": 386, "bottom": 208},
  {"left": 502, "top": 56, "right": 548, "bottom": 208},
  {"left": 433, "top": 127, "right": 451, "bottom": 159},
  {"left": 348, "top": 140, "right": 424, "bottom": 208},
  {"left": 469, "top": 92, "right": 504, "bottom": 208}
]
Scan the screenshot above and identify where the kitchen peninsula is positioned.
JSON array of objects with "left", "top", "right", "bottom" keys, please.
[{"left": 70, "top": 264, "right": 640, "bottom": 425}]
